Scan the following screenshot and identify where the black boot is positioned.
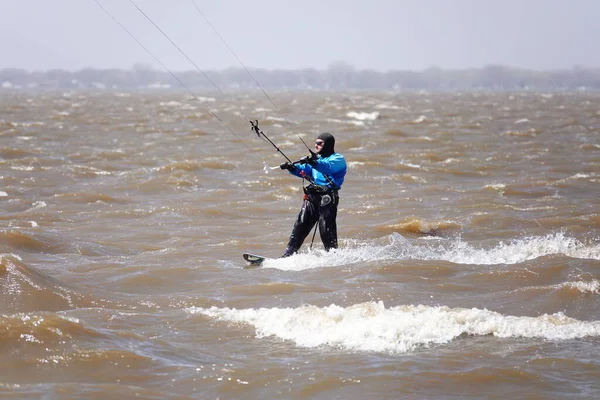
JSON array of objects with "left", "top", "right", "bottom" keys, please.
[{"left": 280, "top": 249, "right": 295, "bottom": 258}]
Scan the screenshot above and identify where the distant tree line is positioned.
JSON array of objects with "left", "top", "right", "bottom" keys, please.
[{"left": 1, "top": 62, "right": 600, "bottom": 90}]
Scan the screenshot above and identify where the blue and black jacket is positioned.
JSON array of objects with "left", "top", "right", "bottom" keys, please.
[{"left": 288, "top": 152, "right": 347, "bottom": 190}]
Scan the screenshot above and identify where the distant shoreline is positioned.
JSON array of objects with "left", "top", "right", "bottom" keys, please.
[{"left": 2, "top": 65, "right": 599, "bottom": 90}]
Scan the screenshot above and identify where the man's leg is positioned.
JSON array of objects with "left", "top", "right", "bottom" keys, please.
[
  {"left": 318, "top": 194, "right": 339, "bottom": 251},
  {"left": 282, "top": 198, "right": 318, "bottom": 257}
]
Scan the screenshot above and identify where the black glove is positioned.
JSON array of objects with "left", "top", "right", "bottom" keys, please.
[
  {"left": 280, "top": 162, "right": 294, "bottom": 171},
  {"left": 299, "top": 151, "right": 318, "bottom": 166},
  {"left": 308, "top": 149, "right": 318, "bottom": 165}
]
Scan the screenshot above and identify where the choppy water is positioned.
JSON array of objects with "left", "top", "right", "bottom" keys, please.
[{"left": 1, "top": 90, "right": 599, "bottom": 399}]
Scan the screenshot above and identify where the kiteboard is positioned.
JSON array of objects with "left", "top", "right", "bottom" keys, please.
[{"left": 243, "top": 253, "right": 269, "bottom": 268}]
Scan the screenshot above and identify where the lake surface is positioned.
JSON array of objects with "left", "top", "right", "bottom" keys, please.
[{"left": 1, "top": 90, "right": 599, "bottom": 399}]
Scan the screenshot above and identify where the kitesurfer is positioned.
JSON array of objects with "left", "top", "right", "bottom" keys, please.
[{"left": 279, "top": 133, "right": 347, "bottom": 257}]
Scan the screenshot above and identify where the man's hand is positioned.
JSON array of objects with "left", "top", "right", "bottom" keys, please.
[
  {"left": 299, "top": 152, "right": 317, "bottom": 166},
  {"left": 280, "top": 162, "right": 294, "bottom": 170}
]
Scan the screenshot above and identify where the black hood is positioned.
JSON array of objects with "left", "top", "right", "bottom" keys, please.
[{"left": 317, "top": 132, "right": 335, "bottom": 157}]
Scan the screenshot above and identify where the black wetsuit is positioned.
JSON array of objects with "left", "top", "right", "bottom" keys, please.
[{"left": 283, "top": 184, "right": 340, "bottom": 256}]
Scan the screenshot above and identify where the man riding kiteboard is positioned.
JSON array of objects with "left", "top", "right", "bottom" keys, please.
[{"left": 279, "top": 132, "right": 347, "bottom": 257}]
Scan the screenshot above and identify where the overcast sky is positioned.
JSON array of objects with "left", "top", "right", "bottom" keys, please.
[{"left": 0, "top": 0, "right": 598, "bottom": 72}]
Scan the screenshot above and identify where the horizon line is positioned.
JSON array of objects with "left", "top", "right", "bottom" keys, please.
[{"left": 2, "top": 64, "right": 600, "bottom": 74}]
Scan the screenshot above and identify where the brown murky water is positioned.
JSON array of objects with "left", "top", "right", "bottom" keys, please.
[{"left": 1, "top": 90, "right": 599, "bottom": 399}]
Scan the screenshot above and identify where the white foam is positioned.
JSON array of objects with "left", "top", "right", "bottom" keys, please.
[
  {"left": 556, "top": 172, "right": 596, "bottom": 184},
  {"left": 195, "top": 96, "right": 216, "bottom": 103},
  {"left": 325, "top": 118, "right": 364, "bottom": 126},
  {"left": 159, "top": 101, "right": 197, "bottom": 109},
  {"left": 187, "top": 302, "right": 600, "bottom": 353},
  {"left": 346, "top": 111, "right": 379, "bottom": 121},
  {"left": 565, "top": 280, "right": 600, "bottom": 293},
  {"left": 442, "top": 232, "right": 600, "bottom": 264},
  {"left": 441, "top": 157, "right": 458, "bottom": 164},
  {"left": 483, "top": 183, "right": 506, "bottom": 191},
  {"left": 262, "top": 232, "right": 599, "bottom": 271},
  {"left": 374, "top": 104, "right": 401, "bottom": 110},
  {"left": 399, "top": 161, "right": 425, "bottom": 170},
  {"left": 517, "top": 280, "right": 600, "bottom": 294},
  {"left": 29, "top": 201, "right": 47, "bottom": 210}
]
